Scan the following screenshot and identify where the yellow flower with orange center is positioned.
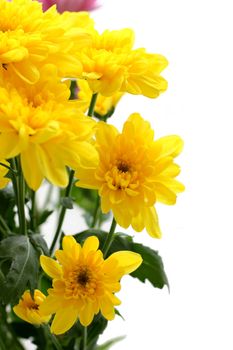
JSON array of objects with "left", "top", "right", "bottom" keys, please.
[
  {"left": 13, "top": 289, "right": 51, "bottom": 325},
  {"left": 40, "top": 235, "right": 142, "bottom": 334},
  {"left": 77, "top": 28, "right": 168, "bottom": 97},
  {"left": 0, "top": 0, "right": 92, "bottom": 83},
  {"left": 75, "top": 113, "right": 184, "bottom": 238},
  {"left": 0, "top": 65, "right": 97, "bottom": 190}
]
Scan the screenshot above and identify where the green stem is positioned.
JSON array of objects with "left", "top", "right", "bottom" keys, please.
[
  {"left": 10, "top": 158, "right": 27, "bottom": 235},
  {"left": 30, "top": 189, "right": 36, "bottom": 232},
  {"left": 91, "top": 195, "right": 100, "bottom": 228},
  {"left": 87, "top": 93, "right": 98, "bottom": 117},
  {"left": 0, "top": 214, "right": 11, "bottom": 236},
  {"left": 42, "top": 325, "right": 63, "bottom": 350},
  {"left": 17, "top": 158, "right": 27, "bottom": 236},
  {"left": 82, "top": 326, "right": 87, "bottom": 350},
  {"left": 102, "top": 217, "right": 117, "bottom": 258},
  {"left": 49, "top": 169, "right": 75, "bottom": 255}
]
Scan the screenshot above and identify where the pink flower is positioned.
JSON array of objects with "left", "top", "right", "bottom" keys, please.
[{"left": 38, "top": 0, "right": 98, "bottom": 12}]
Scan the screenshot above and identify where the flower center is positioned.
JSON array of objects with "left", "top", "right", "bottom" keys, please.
[
  {"left": 77, "top": 268, "right": 90, "bottom": 287},
  {"left": 65, "top": 265, "right": 98, "bottom": 299},
  {"left": 117, "top": 161, "right": 130, "bottom": 173},
  {"left": 105, "top": 160, "right": 139, "bottom": 192},
  {"left": 30, "top": 303, "right": 39, "bottom": 310}
]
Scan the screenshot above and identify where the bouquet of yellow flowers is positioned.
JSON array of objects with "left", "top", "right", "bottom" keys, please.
[{"left": 0, "top": 0, "right": 184, "bottom": 349}]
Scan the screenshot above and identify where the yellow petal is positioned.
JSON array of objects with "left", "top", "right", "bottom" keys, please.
[
  {"left": 40, "top": 255, "right": 62, "bottom": 279},
  {"left": 154, "top": 183, "right": 177, "bottom": 205},
  {"left": 99, "top": 295, "right": 115, "bottom": 320},
  {"left": 51, "top": 305, "right": 79, "bottom": 335},
  {"left": 37, "top": 145, "right": 68, "bottom": 187},
  {"left": 79, "top": 302, "right": 95, "bottom": 326},
  {"left": 155, "top": 135, "right": 184, "bottom": 159},
  {"left": 39, "top": 295, "right": 62, "bottom": 315},
  {"left": 106, "top": 251, "right": 142, "bottom": 276},
  {"left": 144, "top": 206, "right": 162, "bottom": 238},
  {"left": 82, "top": 236, "right": 99, "bottom": 255},
  {"left": 21, "top": 145, "right": 44, "bottom": 190}
]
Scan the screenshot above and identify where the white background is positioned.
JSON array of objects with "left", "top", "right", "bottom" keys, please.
[
  {"left": 90, "top": 0, "right": 233, "bottom": 349},
  {"left": 25, "top": 0, "right": 233, "bottom": 349}
]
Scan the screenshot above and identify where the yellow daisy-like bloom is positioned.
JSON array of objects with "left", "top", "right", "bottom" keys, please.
[
  {"left": 77, "top": 28, "right": 168, "bottom": 97},
  {"left": 0, "top": 0, "right": 92, "bottom": 83},
  {"left": 40, "top": 235, "right": 142, "bottom": 334},
  {"left": 13, "top": 289, "right": 51, "bottom": 325},
  {"left": 0, "top": 159, "right": 10, "bottom": 189},
  {"left": 0, "top": 64, "right": 97, "bottom": 190},
  {"left": 75, "top": 113, "right": 185, "bottom": 238},
  {"left": 77, "top": 79, "right": 124, "bottom": 116}
]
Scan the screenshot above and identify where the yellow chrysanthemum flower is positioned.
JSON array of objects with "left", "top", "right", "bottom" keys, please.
[
  {"left": 0, "top": 0, "right": 93, "bottom": 83},
  {"left": 0, "top": 65, "right": 97, "bottom": 190},
  {"left": 13, "top": 289, "right": 51, "bottom": 325},
  {"left": 40, "top": 235, "right": 142, "bottom": 334},
  {"left": 0, "top": 159, "right": 10, "bottom": 189},
  {"left": 75, "top": 113, "right": 184, "bottom": 238},
  {"left": 77, "top": 79, "right": 124, "bottom": 116},
  {"left": 77, "top": 28, "right": 168, "bottom": 97}
]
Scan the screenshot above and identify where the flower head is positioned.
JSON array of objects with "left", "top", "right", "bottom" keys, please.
[
  {"left": 0, "top": 65, "right": 97, "bottom": 190},
  {"left": 40, "top": 235, "right": 142, "bottom": 334},
  {"left": 0, "top": 160, "right": 10, "bottom": 189},
  {"left": 77, "top": 79, "right": 124, "bottom": 116},
  {"left": 0, "top": 0, "right": 92, "bottom": 83},
  {"left": 13, "top": 289, "right": 51, "bottom": 325},
  {"left": 77, "top": 28, "right": 168, "bottom": 97},
  {"left": 39, "top": 0, "right": 98, "bottom": 12},
  {"left": 75, "top": 114, "right": 184, "bottom": 237}
]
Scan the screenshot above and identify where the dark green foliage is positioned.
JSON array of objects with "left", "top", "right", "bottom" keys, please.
[{"left": 0, "top": 235, "right": 40, "bottom": 304}]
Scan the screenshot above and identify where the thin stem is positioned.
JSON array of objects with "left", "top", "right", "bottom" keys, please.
[
  {"left": 0, "top": 215, "right": 11, "bottom": 236},
  {"left": 17, "top": 157, "right": 27, "bottom": 235},
  {"left": 91, "top": 195, "right": 100, "bottom": 228},
  {"left": 82, "top": 326, "right": 87, "bottom": 350},
  {"left": 87, "top": 93, "right": 98, "bottom": 117},
  {"left": 30, "top": 189, "right": 37, "bottom": 232},
  {"left": 42, "top": 325, "right": 63, "bottom": 350},
  {"left": 49, "top": 169, "right": 75, "bottom": 255},
  {"left": 0, "top": 162, "right": 18, "bottom": 175},
  {"left": 102, "top": 217, "right": 117, "bottom": 258},
  {"left": 10, "top": 158, "right": 27, "bottom": 235}
]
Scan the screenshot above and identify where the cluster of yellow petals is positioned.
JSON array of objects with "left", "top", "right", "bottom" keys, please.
[
  {"left": 77, "top": 28, "right": 168, "bottom": 97},
  {"left": 40, "top": 235, "right": 142, "bottom": 334},
  {"left": 0, "top": 0, "right": 93, "bottom": 83},
  {"left": 0, "top": 64, "right": 97, "bottom": 190},
  {"left": 13, "top": 289, "right": 51, "bottom": 325},
  {"left": 75, "top": 113, "right": 184, "bottom": 238}
]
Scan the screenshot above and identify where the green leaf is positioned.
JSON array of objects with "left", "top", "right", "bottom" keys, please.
[
  {"left": 0, "top": 235, "right": 40, "bottom": 304},
  {"left": 61, "top": 196, "right": 73, "bottom": 209},
  {"left": 75, "top": 230, "right": 169, "bottom": 290},
  {"left": 29, "top": 233, "right": 50, "bottom": 256},
  {"left": 37, "top": 209, "right": 53, "bottom": 226},
  {"left": 97, "top": 336, "right": 125, "bottom": 350},
  {"left": 130, "top": 243, "right": 169, "bottom": 290},
  {"left": 0, "top": 186, "right": 16, "bottom": 233}
]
